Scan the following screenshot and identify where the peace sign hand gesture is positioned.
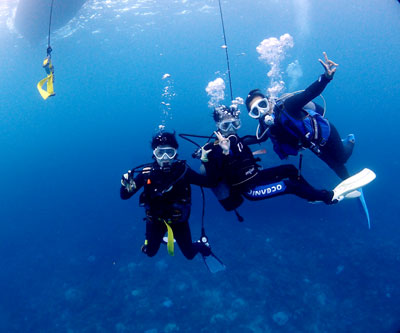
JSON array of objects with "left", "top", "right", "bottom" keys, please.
[
  {"left": 214, "top": 131, "right": 230, "bottom": 155},
  {"left": 319, "top": 52, "right": 338, "bottom": 80},
  {"left": 121, "top": 170, "right": 136, "bottom": 192}
]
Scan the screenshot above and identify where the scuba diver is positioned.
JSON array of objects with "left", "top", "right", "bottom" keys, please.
[
  {"left": 245, "top": 52, "right": 354, "bottom": 180},
  {"left": 120, "top": 131, "right": 223, "bottom": 268},
  {"left": 198, "top": 105, "right": 375, "bottom": 220}
]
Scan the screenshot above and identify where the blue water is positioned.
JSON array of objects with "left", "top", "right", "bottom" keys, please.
[{"left": 1, "top": 0, "right": 400, "bottom": 332}]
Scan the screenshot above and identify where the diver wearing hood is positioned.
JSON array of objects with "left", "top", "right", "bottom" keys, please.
[
  {"left": 120, "top": 131, "right": 214, "bottom": 260},
  {"left": 245, "top": 52, "right": 354, "bottom": 180},
  {"left": 200, "top": 105, "right": 338, "bottom": 216}
]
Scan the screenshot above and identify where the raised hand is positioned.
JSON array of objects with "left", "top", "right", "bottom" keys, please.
[
  {"left": 319, "top": 52, "right": 338, "bottom": 79},
  {"left": 214, "top": 131, "right": 230, "bottom": 155},
  {"left": 121, "top": 170, "right": 136, "bottom": 192},
  {"left": 200, "top": 145, "right": 213, "bottom": 163}
]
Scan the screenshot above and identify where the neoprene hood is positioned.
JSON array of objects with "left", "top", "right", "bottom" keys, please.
[
  {"left": 245, "top": 89, "right": 266, "bottom": 111},
  {"left": 151, "top": 132, "right": 179, "bottom": 149}
]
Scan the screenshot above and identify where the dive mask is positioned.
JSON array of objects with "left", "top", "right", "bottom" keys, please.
[
  {"left": 249, "top": 98, "right": 270, "bottom": 119},
  {"left": 153, "top": 146, "right": 177, "bottom": 160},
  {"left": 218, "top": 119, "right": 241, "bottom": 132}
]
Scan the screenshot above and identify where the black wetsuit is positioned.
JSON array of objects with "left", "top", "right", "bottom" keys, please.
[
  {"left": 120, "top": 160, "right": 212, "bottom": 259},
  {"left": 203, "top": 134, "right": 333, "bottom": 212},
  {"left": 259, "top": 74, "right": 353, "bottom": 180}
]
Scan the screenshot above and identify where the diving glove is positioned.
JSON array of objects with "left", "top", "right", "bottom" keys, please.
[{"left": 121, "top": 170, "right": 136, "bottom": 192}]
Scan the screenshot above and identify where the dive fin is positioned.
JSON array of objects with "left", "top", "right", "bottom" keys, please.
[
  {"left": 203, "top": 252, "right": 226, "bottom": 273},
  {"left": 252, "top": 148, "right": 267, "bottom": 156},
  {"left": 358, "top": 188, "right": 371, "bottom": 229},
  {"left": 163, "top": 222, "right": 175, "bottom": 256},
  {"left": 333, "top": 168, "right": 376, "bottom": 202},
  {"left": 344, "top": 190, "right": 362, "bottom": 199}
]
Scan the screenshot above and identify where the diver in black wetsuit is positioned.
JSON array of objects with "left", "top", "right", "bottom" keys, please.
[
  {"left": 245, "top": 52, "right": 354, "bottom": 180},
  {"left": 120, "top": 132, "right": 212, "bottom": 260},
  {"left": 199, "top": 105, "right": 337, "bottom": 216}
]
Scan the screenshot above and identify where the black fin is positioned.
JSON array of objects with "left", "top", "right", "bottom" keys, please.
[{"left": 234, "top": 209, "right": 244, "bottom": 222}]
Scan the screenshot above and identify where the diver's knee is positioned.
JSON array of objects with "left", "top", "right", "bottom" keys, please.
[
  {"left": 141, "top": 244, "right": 158, "bottom": 257},
  {"left": 331, "top": 164, "right": 350, "bottom": 180},
  {"left": 181, "top": 251, "right": 196, "bottom": 260},
  {"left": 282, "top": 164, "right": 298, "bottom": 178},
  {"left": 342, "top": 135, "right": 355, "bottom": 162},
  {"left": 219, "top": 195, "right": 243, "bottom": 211}
]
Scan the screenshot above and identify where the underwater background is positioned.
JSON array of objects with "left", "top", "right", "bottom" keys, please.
[{"left": 1, "top": 0, "right": 400, "bottom": 332}]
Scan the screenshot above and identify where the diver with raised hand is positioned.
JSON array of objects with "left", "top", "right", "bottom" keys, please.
[
  {"left": 245, "top": 52, "right": 354, "bottom": 180},
  {"left": 199, "top": 105, "right": 375, "bottom": 219},
  {"left": 120, "top": 131, "right": 216, "bottom": 262}
]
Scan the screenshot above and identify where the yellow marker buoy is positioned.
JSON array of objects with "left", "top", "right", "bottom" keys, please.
[{"left": 37, "top": 56, "right": 55, "bottom": 100}]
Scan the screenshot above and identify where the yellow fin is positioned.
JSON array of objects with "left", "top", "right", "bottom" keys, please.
[{"left": 163, "top": 221, "right": 174, "bottom": 256}]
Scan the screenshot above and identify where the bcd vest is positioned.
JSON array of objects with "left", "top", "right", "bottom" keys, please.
[
  {"left": 139, "top": 161, "right": 191, "bottom": 223},
  {"left": 222, "top": 136, "right": 259, "bottom": 187},
  {"left": 270, "top": 100, "right": 331, "bottom": 159}
]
